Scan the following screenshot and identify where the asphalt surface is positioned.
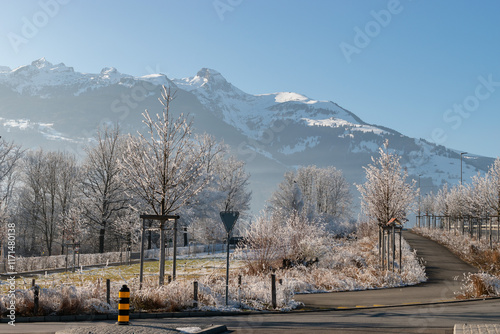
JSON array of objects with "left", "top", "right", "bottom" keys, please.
[
  {"left": 295, "top": 230, "right": 478, "bottom": 309},
  {"left": 3, "top": 230, "right": 497, "bottom": 334},
  {"left": 5, "top": 299, "right": 500, "bottom": 334}
]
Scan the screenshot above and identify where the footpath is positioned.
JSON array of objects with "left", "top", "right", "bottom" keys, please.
[
  {"left": 296, "top": 230, "right": 499, "bottom": 334},
  {"left": 296, "top": 230, "right": 478, "bottom": 309}
]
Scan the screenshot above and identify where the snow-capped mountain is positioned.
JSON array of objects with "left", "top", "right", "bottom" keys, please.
[
  {"left": 0, "top": 59, "right": 494, "bottom": 214},
  {"left": 0, "top": 58, "right": 170, "bottom": 98}
]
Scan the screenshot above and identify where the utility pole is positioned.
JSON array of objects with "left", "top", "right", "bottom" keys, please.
[
  {"left": 418, "top": 174, "right": 422, "bottom": 227},
  {"left": 460, "top": 152, "right": 467, "bottom": 185}
]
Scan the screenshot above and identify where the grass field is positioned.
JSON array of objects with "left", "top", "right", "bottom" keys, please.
[{"left": 12, "top": 256, "right": 245, "bottom": 290}]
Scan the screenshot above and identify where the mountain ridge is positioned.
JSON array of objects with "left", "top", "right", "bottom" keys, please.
[{"left": 0, "top": 59, "right": 494, "bottom": 215}]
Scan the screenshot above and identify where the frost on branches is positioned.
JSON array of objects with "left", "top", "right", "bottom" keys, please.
[
  {"left": 419, "top": 157, "right": 500, "bottom": 219},
  {"left": 357, "top": 140, "right": 417, "bottom": 226},
  {"left": 269, "top": 165, "right": 353, "bottom": 235},
  {"left": 120, "top": 86, "right": 221, "bottom": 216}
]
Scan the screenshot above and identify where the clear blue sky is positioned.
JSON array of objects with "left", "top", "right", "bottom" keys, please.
[{"left": 1, "top": 0, "right": 500, "bottom": 158}]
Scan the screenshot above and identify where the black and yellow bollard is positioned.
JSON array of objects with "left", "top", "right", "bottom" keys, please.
[{"left": 117, "top": 285, "right": 130, "bottom": 325}]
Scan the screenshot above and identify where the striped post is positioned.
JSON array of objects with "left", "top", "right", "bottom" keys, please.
[{"left": 117, "top": 285, "right": 130, "bottom": 325}]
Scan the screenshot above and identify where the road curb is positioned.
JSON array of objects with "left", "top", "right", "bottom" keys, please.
[
  {"left": 294, "top": 295, "right": 500, "bottom": 313},
  {"left": 195, "top": 325, "right": 228, "bottom": 334},
  {"left": 2, "top": 296, "right": 499, "bottom": 324}
]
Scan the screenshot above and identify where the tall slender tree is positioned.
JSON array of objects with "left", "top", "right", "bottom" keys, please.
[
  {"left": 81, "top": 125, "right": 129, "bottom": 253},
  {"left": 356, "top": 140, "right": 417, "bottom": 226}
]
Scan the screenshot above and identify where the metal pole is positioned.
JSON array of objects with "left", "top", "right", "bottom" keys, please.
[
  {"left": 399, "top": 229, "right": 402, "bottom": 273},
  {"left": 461, "top": 152, "right": 467, "bottom": 185},
  {"left": 392, "top": 225, "right": 395, "bottom": 272},
  {"left": 159, "top": 220, "right": 165, "bottom": 286},
  {"left": 271, "top": 273, "right": 277, "bottom": 309},
  {"left": 173, "top": 218, "right": 178, "bottom": 280},
  {"left": 139, "top": 219, "right": 145, "bottom": 290},
  {"left": 225, "top": 232, "right": 230, "bottom": 306}
]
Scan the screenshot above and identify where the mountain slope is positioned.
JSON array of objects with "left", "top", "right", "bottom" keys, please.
[{"left": 0, "top": 59, "right": 494, "bottom": 214}]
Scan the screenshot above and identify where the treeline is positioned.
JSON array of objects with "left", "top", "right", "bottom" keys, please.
[
  {"left": 0, "top": 86, "right": 252, "bottom": 256},
  {"left": 420, "top": 158, "right": 500, "bottom": 218}
]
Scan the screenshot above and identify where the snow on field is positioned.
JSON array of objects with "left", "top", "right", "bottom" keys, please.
[{"left": 0, "top": 233, "right": 425, "bottom": 317}]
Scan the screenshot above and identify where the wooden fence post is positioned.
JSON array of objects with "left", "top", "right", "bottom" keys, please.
[
  {"left": 106, "top": 279, "right": 111, "bottom": 305},
  {"left": 32, "top": 279, "right": 39, "bottom": 316},
  {"left": 271, "top": 274, "right": 277, "bottom": 309},
  {"left": 193, "top": 281, "right": 198, "bottom": 308}
]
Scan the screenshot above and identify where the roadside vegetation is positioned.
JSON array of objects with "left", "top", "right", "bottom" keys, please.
[{"left": 413, "top": 227, "right": 500, "bottom": 298}]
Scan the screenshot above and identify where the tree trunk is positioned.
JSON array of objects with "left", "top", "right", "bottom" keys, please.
[
  {"left": 60, "top": 230, "right": 65, "bottom": 255},
  {"left": 99, "top": 222, "right": 106, "bottom": 253}
]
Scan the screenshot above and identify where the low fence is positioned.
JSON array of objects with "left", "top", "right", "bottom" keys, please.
[
  {"left": 416, "top": 214, "right": 500, "bottom": 247},
  {"left": 144, "top": 243, "right": 228, "bottom": 259},
  {"left": 2, "top": 243, "right": 230, "bottom": 274}
]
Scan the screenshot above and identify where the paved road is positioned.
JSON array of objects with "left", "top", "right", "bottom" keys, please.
[
  {"left": 295, "top": 230, "right": 478, "bottom": 309},
  {"left": 5, "top": 230, "right": 496, "bottom": 334},
  {"left": 4, "top": 299, "right": 500, "bottom": 334}
]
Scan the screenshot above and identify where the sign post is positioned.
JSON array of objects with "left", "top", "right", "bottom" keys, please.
[{"left": 220, "top": 211, "right": 239, "bottom": 306}]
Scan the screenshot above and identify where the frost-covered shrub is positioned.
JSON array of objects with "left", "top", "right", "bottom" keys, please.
[
  {"left": 235, "top": 211, "right": 329, "bottom": 274},
  {"left": 457, "top": 273, "right": 500, "bottom": 298},
  {"left": 129, "top": 280, "right": 193, "bottom": 312}
]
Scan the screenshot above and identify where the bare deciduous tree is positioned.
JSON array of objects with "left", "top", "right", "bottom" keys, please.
[
  {"left": 20, "top": 149, "right": 78, "bottom": 255},
  {"left": 81, "top": 125, "right": 129, "bottom": 253},
  {"left": 0, "top": 138, "right": 23, "bottom": 249},
  {"left": 269, "top": 165, "right": 352, "bottom": 232}
]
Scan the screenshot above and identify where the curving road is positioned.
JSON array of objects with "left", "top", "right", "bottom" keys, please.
[
  {"left": 6, "top": 230, "right": 498, "bottom": 334},
  {"left": 295, "top": 230, "right": 478, "bottom": 309}
]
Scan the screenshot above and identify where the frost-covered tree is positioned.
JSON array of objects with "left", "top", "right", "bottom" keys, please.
[
  {"left": 19, "top": 149, "right": 79, "bottom": 255},
  {"left": 109, "top": 208, "right": 141, "bottom": 249},
  {"left": 237, "top": 210, "right": 328, "bottom": 273},
  {"left": 183, "top": 147, "right": 251, "bottom": 244},
  {"left": 121, "top": 86, "right": 218, "bottom": 216},
  {"left": 445, "top": 184, "right": 467, "bottom": 219},
  {"left": 421, "top": 192, "right": 436, "bottom": 216},
  {"left": 268, "top": 171, "right": 304, "bottom": 214},
  {"left": 60, "top": 206, "right": 87, "bottom": 246},
  {"left": 483, "top": 158, "right": 500, "bottom": 217},
  {"left": 0, "top": 138, "right": 23, "bottom": 251},
  {"left": 81, "top": 125, "right": 129, "bottom": 253},
  {"left": 269, "top": 165, "right": 352, "bottom": 231},
  {"left": 356, "top": 140, "right": 417, "bottom": 226},
  {"left": 464, "top": 173, "right": 489, "bottom": 217},
  {"left": 434, "top": 184, "right": 450, "bottom": 216},
  {"left": 0, "top": 138, "right": 22, "bottom": 216}
]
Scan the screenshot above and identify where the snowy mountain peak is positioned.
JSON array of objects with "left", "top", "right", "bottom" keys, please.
[
  {"left": 100, "top": 67, "right": 119, "bottom": 75},
  {"left": 274, "top": 92, "right": 309, "bottom": 103},
  {"left": 0, "top": 66, "right": 10, "bottom": 73},
  {"left": 173, "top": 67, "right": 241, "bottom": 94},
  {"left": 31, "top": 57, "right": 53, "bottom": 69},
  {"left": 196, "top": 68, "right": 222, "bottom": 81}
]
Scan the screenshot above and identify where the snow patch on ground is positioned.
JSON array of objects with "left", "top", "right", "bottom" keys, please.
[{"left": 302, "top": 117, "right": 387, "bottom": 135}]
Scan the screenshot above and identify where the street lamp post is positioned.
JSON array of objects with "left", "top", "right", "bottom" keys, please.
[
  {"left": 418, "top": 174, "right": 422, "bottom": 227},
  {"left": 460, "top": 152, "right": 468, "bottom": 185}
]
